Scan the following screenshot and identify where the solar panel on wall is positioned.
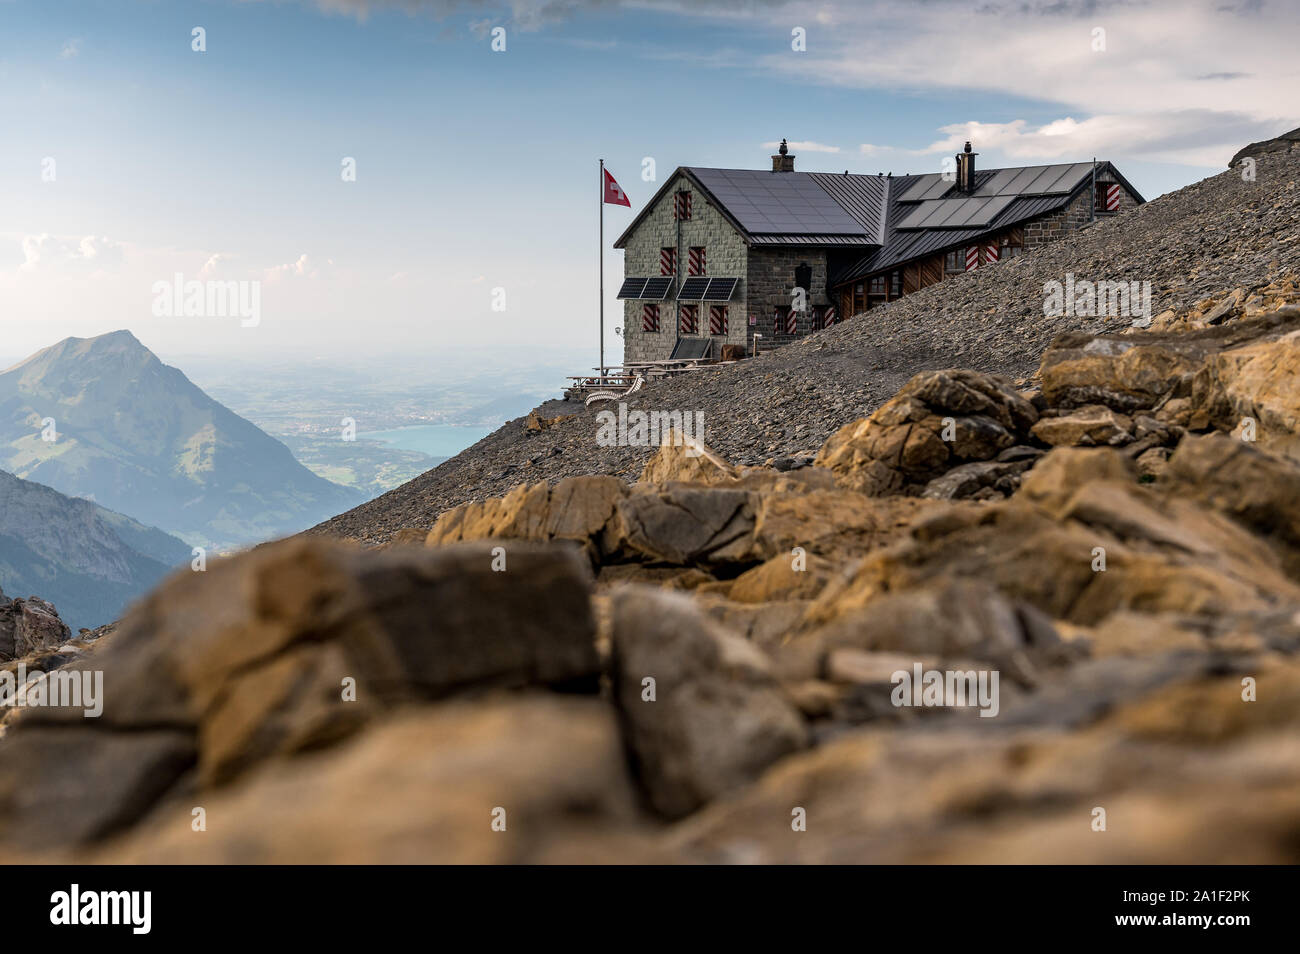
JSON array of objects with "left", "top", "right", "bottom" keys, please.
[
  {"left": 617, "top": 278, "right": 649, "bottom": 299},
  {"left": 641, "top": 277, "right": 674, "bottom": 300},
  {"left": 701, "top": 277, "right": 738, "bottom": 301},
  {"left": 676, "top": 276, "right": 712, "bottom": 300}
]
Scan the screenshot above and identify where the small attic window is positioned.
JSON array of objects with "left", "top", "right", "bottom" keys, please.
[
  {"left": 674, "top": 192, "right": 693, "bottom": 220},
  {"left": 1095, "top": 182, "right": 1120, "bottom": 213}
]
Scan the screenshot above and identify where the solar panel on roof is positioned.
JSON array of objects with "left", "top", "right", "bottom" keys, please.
[
  {"left": 617, "top": 277, "right": 649, "bottom": 299},
  {"left": 936, "top": 196, "right": 985, "bottom": 228},
  {"left": 1000, "top": 166, "right": 1048, "bottom": 194},
  {"left": 922, "top": 199, "right": 970, "bottom": 228},
  {"left": 1026, "top": 165, "right": 1076, "bottom": 194},
  {"left": 960, "top": 194, "right": 1014, "bottom": 227},
  {"left": 677, "top": 276, "right": 711, "bottom": 300},
  {"left": 896, "top": 201, "right": 938, "bottom": 229},
  {"left": 688, "top": 167, "right": 867, "bottom": 235},
  {"left": 701, "top": 277, "right": 738, "bottom": 301},
  {"left": 1019, "top": 165, "right": 1069, "bottom": 194},
  {"left": 896, "top": 173, "right": 943, "bottom": 201},
  {"left": 972, "top": 168, "right": 1023, "bottom": 197},
  {"left": 918, "top": 177, "right": 956, "bottom": 201},
  {"left": 642, "top": 277, "right": 674, "bottom": 300},
  {"left": 895, "top": 193, "right": 1017, "bottom": 230}
]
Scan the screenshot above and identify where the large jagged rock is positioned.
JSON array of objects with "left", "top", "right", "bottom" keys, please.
[
  {"left": 1030, "top": 405, "right": 1133, "bottom": 447},
  {"left": 1040, "top": 309, "right": 1300, "bottom": 413},
  {"left": 608, "top": 485, "right": 759, "bottom": 566},
  {"left": 799, "top": 450, "right": 1300, "bottom": 635},
  {"left": 0, "top": 536, "right": 600, "bottom": 850},
  {"left": 784, "top": 577, "right": 1070, "bottom": 687},
  {"left": 1229, "top": 125, "right": 1300, "bottom": 168},
  {"left": 1164, "top": 432, "right": 1300, "bottom": 576},
  {"left": 668, "top": 660, "right": 1300, "bottom": 864},
  {"left": 1191, "top": 325, "right": 1300, "bottom": 460},
  {"left": 0, "top": 594, "right": 71, "bottom": 662},
  {"left": 608, "top": 587, "right": 808, "bottom": 819},
  {"left": 429, "top": 471, "right": 941, "bottom": 579},
  {"left": 815, "top": 369, "right": 1038, "bottom": 495},
  {"left": 726, "top": 551, "right": 837, "bottom": 604},
  {"left": 638, "top": 433, "right": 739, "bottom": 486},
  {"left": 100, "top": 695, "right": 660, "bottom": 864}
]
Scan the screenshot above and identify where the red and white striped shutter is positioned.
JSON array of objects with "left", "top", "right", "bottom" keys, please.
[
  {"left": 642, "top": 304, "right": 659, "bottom": 332},
  {"left": 688, "top": 246, "right": 705, "bottom": 276},
  {"left": 786, "top": 308, "right": 798, "bottom": 335},
  {"left": 1106, "top": 184, "right": 1120, "bottom": 211},
  {"left": 983, "top": 243, "right": 999, "bottom": 265},
  {"left": 965, "top": 246, "right": 980, "bottom": 270},
  {"left": 709, "top": 305, "right": 727, "bottom": 335},
  {"left": 660, "top": 248, "right": 676, "bottom": 275},
  {"left": 824, "top": 305, "right": 836, "bottom": 325},
  {"left": 674, "top": 192, "right": 692, "bottom": 220},
  {"left": 679, "top": 304, "right": 698, "bottom": 335}
]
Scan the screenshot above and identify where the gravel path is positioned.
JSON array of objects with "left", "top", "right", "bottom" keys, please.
[{"left": 312, "top": 152, "right": 1300, "bottom": 545}]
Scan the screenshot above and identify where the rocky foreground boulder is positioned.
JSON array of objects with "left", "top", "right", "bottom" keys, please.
[
  {"left": 0, "top": 590, "right": 70, "bottom": 662},
  {"left": 4, "top": 300, "right": 1300, "bottom": 863}
]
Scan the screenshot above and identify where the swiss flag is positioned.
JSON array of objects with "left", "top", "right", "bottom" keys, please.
[{"left": 603, "top": 168, "right": 630, "bottom": 207}]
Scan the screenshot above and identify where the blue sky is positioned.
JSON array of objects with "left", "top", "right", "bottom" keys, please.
[{"left": 0, "top": 0, "right": 1295, "bottom": 364}]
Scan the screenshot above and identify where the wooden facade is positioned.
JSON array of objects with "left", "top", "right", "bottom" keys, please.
[{"left": 837, "top": 225, "right": 1025, "bottom": 316}]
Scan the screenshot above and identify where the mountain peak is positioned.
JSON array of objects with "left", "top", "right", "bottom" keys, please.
[
  {"left": 86, "top": 329, "right": 145, "bottom": 348},
  {"left": 66, "top": 329, "right": 151, "bottom": 357}
]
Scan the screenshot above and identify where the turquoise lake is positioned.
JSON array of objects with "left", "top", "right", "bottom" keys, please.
[{"left": 359, "top": 424, "right": 495, "bottom": 459}]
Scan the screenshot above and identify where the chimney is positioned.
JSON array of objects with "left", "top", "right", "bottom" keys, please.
[
  {"left": 771, "top": 138, "right": 795, "bottom": 172},
  {"left": 956, "top": 141, "right": 978, "bottom": 193}
]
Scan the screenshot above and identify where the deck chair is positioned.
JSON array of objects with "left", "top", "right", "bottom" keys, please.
[{"left": 584, "top": 373, "right": 644, "bottom": 407}]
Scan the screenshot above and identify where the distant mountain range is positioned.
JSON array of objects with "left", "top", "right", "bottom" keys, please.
[
  {"left": 0, "top": 330, "right": 363, "bottom": 550},
  {"left": 0, "top": 468, "right": 191, "bottom": 633}
]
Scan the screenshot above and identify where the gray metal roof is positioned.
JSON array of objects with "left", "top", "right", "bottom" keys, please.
[
  {"left": 831, "top": 190, "right": 1078, "bottom": 284},
  {"left": 748, "top": 233, "right": 881, "bottom": 246},
  {"left": 806, "top": 172, "right": 890, "bottom": 241}
]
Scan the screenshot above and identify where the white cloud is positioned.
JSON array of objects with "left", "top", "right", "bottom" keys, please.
[
  {"left": 264, "top": 253, "right": 332, "bottom": 281},
  {"left": 740, "top": 0, "right": 1298, "bottom": 167},
  {"left": 19, "top": 234, "right": 124, "bottom": 273},
  {"left": 59, "top": 38, "right": 82, "bottom": 59},
  {"left": 198, "top": 253, "right": 242, "bottom": 278},
  {"left": 302, "top": 0, "right": 1296, "bottom": 167}
]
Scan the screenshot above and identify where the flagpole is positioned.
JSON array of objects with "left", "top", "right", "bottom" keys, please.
[{"left": 599, "top": 158, "right": 605, "bottom": 382}]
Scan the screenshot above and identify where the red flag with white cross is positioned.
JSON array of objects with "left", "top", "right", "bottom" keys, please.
[{"left": 603, "top": 168, "right": 630, "bottom": 206}]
